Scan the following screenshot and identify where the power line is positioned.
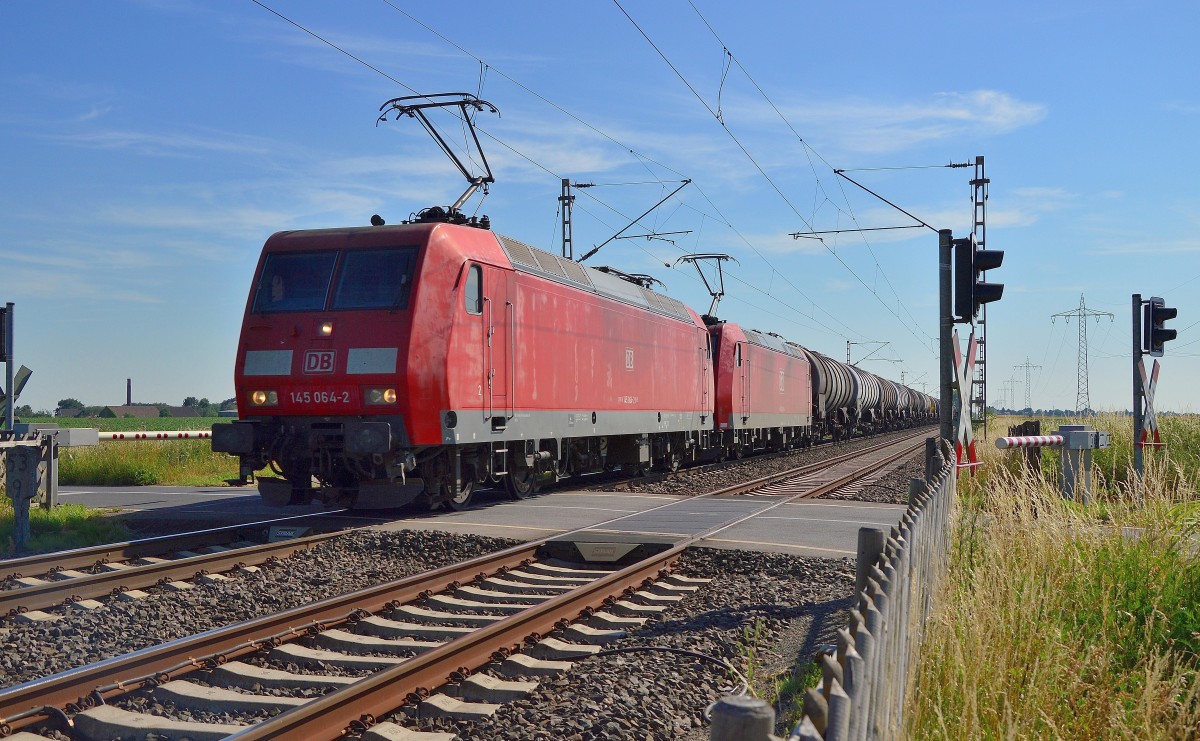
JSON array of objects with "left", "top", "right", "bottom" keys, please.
[
  {"left": 250, "top": 0, "right": 918, "bottom": 364},
  {"left": 371, "top": 0, "right": 880, "bottom": 344},
  {"left": 615, "top": 0, "right": 936, "bottom": 356},
  {"left": 682, "top": 0, "right": 939, "bottom": 343}
]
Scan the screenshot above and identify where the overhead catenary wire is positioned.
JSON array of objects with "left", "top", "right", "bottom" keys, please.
[
  {"left": 249, "top": 0, "right": 906, "bottom": 357},
  {"left": 685, "top": 0, "right": 938, "bottom": 342},
  {"left": 362, "top": 1, "right": 879, "bottom": 343},
  {"left": 617, "top": 0, "right": 936, "bottom": 356}
]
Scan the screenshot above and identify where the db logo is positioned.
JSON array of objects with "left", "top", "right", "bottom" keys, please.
[{"left": 303, "top": 350, "right": 336, "bottom": 374}]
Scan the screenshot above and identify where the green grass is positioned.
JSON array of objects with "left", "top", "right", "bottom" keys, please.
[
  {"left": 907, "top": 414, "right": 1200, "bottom": 737},
  {"left": 11, "top": 415, "right": 246, "bottom": 486},
  {"left": 1, "top": 416, "right": 236, "bottom": 555},
  {"left": 0, "top": 497, "right": 129, "bottom": 557},
  {"left": 19, "top": 415, "right": 221, "bottom": 431},
  {"left": 58, "top": 439, "right": 243, "bottom": 486}
]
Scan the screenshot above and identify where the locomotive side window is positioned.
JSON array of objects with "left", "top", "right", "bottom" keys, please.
[
  {"left": 252, "top": 251, "right": 337, "bottom": 313},
  {"left": 332, "top": 248, "right": 419, "bottom": 310},
  {"left": 465, "top": 264, "right": 483, "bottom": 315}
]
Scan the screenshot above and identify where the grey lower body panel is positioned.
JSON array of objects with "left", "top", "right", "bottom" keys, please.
[
  {"left": 441, "top": 408, "right": 710, "bottom": 445},
  {"left": 718, "top": 412, "right": 813, "bottom": 431}
]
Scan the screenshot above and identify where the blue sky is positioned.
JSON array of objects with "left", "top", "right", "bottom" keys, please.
[{"left": 3, "top": 0, "right": 1198, "bottom": 415}]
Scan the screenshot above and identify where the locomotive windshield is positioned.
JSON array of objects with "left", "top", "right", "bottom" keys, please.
[
  {"left": 331, "top": 248, "right": 418, "bottom": 310},
  {"left": 252, "top": 251, "right": 337, "bottom": 313},
  {"left": 252, "top": 247, "right": 418, "bottom": 313}
]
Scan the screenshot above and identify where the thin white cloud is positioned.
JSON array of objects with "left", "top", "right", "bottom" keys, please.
[
  {"left": 785, "top": 90, "right": 1046, "bottom": 154},
  {"left": 1164, "top": 101, "right": 1200, "bottom": 115},
  {"left": 1096, "top": 238, "right": 1200, "bottom": 255},
  {"left": 48, "top": 128, "right": 274, "bottom": 157}
]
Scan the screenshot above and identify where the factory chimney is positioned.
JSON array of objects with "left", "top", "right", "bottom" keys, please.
[{"left": 127, "top": 378, "right": 132, "bottom": 406}]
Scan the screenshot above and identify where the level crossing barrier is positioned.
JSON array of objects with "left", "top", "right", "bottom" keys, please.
[
  {"left": 994, "top": 423, "right": 1109, "bottom": 504},
  {"left": 994, "top": 435, "right": 1063, "bottom": 449},
  {"left": 1, "top": 426, "right": 212, "bottom": 511}
]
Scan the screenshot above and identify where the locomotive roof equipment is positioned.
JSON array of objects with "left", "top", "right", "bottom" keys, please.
[
  {"left": 675, "top": 253, "right": 738, "bottom": 320},
  {"left": 377, "top": 92, "right": 499, "bottom": 218}
]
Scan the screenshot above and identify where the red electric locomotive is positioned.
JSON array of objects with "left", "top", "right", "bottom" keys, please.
[
  {"left": 708, "top": 321, "right": 814, "bottom": 456},
  {"left": 213, "top": 211, "right": 715, "bottom": 509}
]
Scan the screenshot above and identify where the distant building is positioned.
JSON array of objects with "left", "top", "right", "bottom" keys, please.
[
  {"left": 100, "top": 405, "right": 202, "bottom": 418},
  {"left": 101, "top": 406, "right": 160, "bottom": 419}
]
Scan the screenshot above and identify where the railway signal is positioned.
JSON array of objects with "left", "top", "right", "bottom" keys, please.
[
  {"left": 952, "top": 234, "right": 1004, "bottom": 322},
  {"left": 1142, "top": 296, "right": 1177, "bottom": 357},
  {"left": 0, "top": 304, "right": 8, "bottom": 362},
  {"left": 1132, "top": 293, "right": 1176, "bottom": 479}
]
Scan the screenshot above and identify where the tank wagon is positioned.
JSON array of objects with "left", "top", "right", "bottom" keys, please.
[{"left": 214, "top": 213, "right": 936, "bottom": 510}]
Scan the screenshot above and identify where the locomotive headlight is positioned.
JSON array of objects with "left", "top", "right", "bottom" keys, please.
[
  {"left": 319, "top": 321, "right": 333, "bottom": 336},
  {"left": 365, "top": 387, "right": 398, "bottom": 405},
  {"left": 250, "top": 390, "right": 278, "bottom": 406}
]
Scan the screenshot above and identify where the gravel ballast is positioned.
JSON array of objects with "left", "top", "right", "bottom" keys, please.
[
  {"left": 0, "top": 427, "right": 925, "bottom": 738},
  {"left": 4, "top": 537, "right": 858, "bottom": 741},
  {"left": 601, "top": 426, "right": 934, "bottom": 505},
  {"left": 0, "top": 529, "right": 517, "bottom": 690}
]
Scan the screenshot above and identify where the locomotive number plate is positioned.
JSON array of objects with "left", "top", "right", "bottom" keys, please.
[{"left": 288, "top": 390, "right": 352, "bottom": 405}]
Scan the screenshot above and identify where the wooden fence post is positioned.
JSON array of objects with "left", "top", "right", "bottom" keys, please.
[{"left": 709, "top": 695, "right": 776, "bottom": 741}]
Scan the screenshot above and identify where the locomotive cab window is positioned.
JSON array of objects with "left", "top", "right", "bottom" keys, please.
[
  {"left": 465, "top": 264, "right": 483, "bottom": 315},
  {"left": 252, "top": 251, "right": 337, "bottom": 313},
  {"left": 332, "top": 247, "right": 418, "bottom": 310}
]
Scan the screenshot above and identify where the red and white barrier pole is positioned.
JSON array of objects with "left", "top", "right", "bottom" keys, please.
[
  {"left": 994, "top": 435, "right": 1063, "bottom": 449},
  {"left": 99, "top": 431, "right": 212, "bottom": 441}
]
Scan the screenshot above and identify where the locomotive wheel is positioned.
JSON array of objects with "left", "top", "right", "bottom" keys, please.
[
  {"left": 506, "top": 466, "right": 537, "bottom": 500},
  {"left": 442, "top": 480, "right": 475, "bottom": 511}
]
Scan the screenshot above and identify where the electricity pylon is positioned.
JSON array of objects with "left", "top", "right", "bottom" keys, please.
[
  {"left": 1013, "top": 358, "right": 1041, "bottom": 411},
  {"left": 1050, "top": 293, "right": 1113, "bottom": 415}
]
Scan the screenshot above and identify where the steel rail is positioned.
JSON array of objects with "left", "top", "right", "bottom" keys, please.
[
  {"left": 1, "top": 511, "right": 346, "bottom": 581},
  {"left": 1, "top": 529, "right": 349, "bottom": 617},
  {"left": 225, "top": 551, "right": 682, "bottom": 740},
  {"left": 0, "top": 543, "right": 544, "bottom": 733},
  {"left": 628, "top": 424, "right": 936, "bottom": 487},
  {"left": 789, "top": 436, "right": 927, "bottom": 499},
  {"left": 708, "top": 428, "right": 931, "bottom": 497}
]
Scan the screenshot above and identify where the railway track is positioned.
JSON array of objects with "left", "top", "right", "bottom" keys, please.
[
  {"left": 0, "top": 430, "right": 931, "bottom": 739},
  {"left": 711, "top": 430, "right": 928, "bottom": 499},
  {"left": 0, "top": 539, "right": 709, "bottom": 739},
  {"left": 0, "top": 514, "right": 356, "bottom": 620}
]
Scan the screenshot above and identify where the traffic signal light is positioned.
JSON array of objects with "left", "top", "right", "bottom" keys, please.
[
  {"left": 1143, "top": 296, "right": 1177, "bottom": 357},
  {"left": 953, "top": 234, "right": 1004, "bottom": 322}
]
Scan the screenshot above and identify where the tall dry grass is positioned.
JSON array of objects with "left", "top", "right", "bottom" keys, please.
[{"left": 908, "top": 415, "right": 1200, "bottom": 739}]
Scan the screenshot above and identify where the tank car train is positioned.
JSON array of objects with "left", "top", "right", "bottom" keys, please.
[{"left": 212, "top": 210, "right": 938, "bottom": 509}]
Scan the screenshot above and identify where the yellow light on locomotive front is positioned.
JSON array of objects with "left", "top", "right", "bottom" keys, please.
[
  {"left": 319, "top": 321, "right": 333, "bottom": 336},
  {"left": 250, "top": 390, "right": 278, "bottom": 406},
  {"left": 366, "top": 388, "right": 398, "bottom": 404}
]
